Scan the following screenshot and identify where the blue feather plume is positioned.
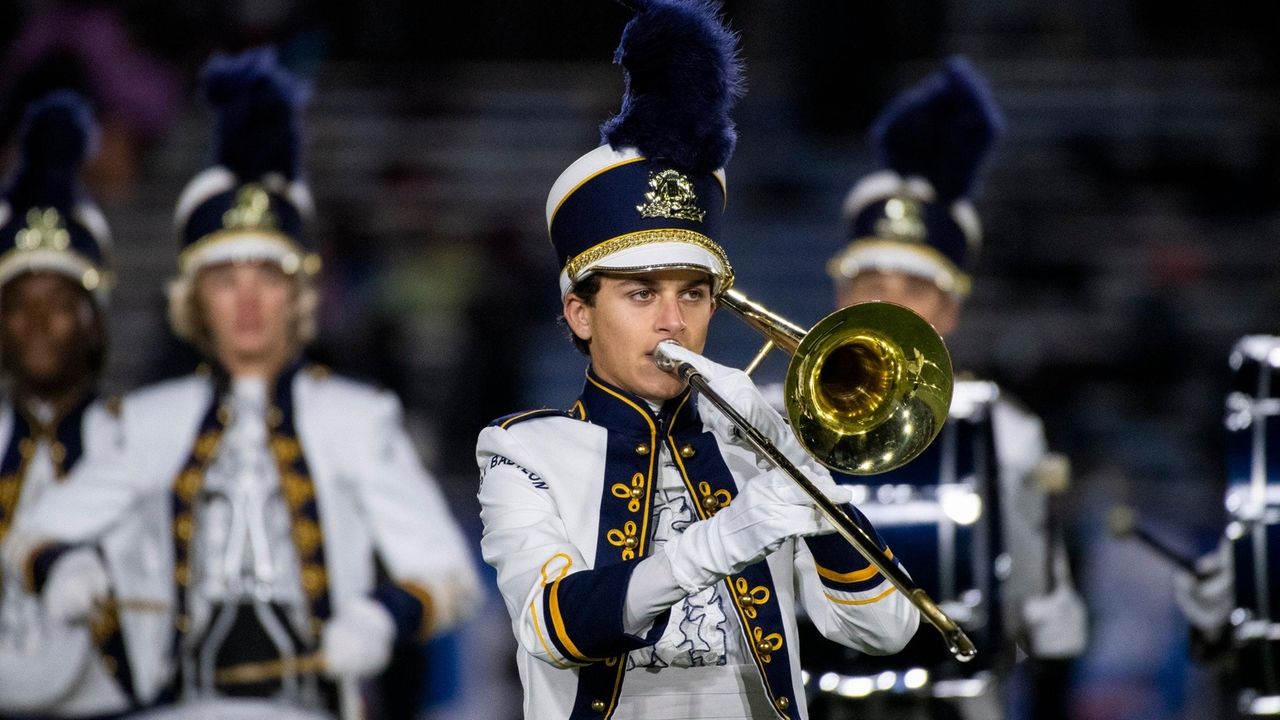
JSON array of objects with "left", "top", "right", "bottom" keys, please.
[
  {"left": 600, "top": 0, "right": 744, "bottom": 174},
  {"left": 871, "top": 56, "right": 1005, "bottom": 202},
  {"left": 200, "top": 47, "right": 307, "bottom": 181},
  {"left": 7, "top": 90, "right": 96, "bottom": 211}
]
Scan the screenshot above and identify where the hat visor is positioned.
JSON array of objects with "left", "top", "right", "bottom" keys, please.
[
  {"left": 560, "top": 241, "right": 728, "bottom": 298},
  {"left": 827, "top": 240, "right": 969, "bottom": 297},
  {"left": 0, "top": 249, "right": 109, "bottom": 305},
  {"left": 179, "top": 230, "right": 315, "bottom": 276}
]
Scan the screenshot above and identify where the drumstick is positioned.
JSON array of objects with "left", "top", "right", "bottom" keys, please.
[
  {"left": 1033, "top": 453, "right": 1071, "bottom": 594},
  {"left": 97, "top": 597, "right": 170, "bottom": 614},
  {"left": 214, "top": 653, "right": 326, "bottom": 685},
  {"left": 1107, "top": 505, "right": 1206, "bottom": 577},
  {"left": 69, "top": 597, "right": 170, "bottom": 626}
]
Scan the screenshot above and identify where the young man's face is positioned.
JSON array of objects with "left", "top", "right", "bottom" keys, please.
[
  {"left": 836, "top": 269, "right": 960, "bottom": 337},
  {"left": 0, "top": 271, "right": 98, "bottom": 395},
  {"left": 197, "top": 261, "right": 295, "bottom": 373},
  {"left": 565, "top": 269, "right": 715, "bottom": 405}
]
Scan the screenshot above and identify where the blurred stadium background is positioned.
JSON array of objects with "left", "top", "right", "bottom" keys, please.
[{"left": 3, "top": 1, "right": 1278, "bottom": 718}]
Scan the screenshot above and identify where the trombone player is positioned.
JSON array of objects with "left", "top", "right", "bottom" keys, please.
[
  {"left": 476, "top": 1, "right": 923, "bottom": 717},
  {"left": 814, "top": 57, "right": 1088, "bottom": 719}
]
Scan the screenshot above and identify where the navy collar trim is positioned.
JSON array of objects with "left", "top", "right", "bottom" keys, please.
[{"left": 577, "top": 367, "right": 701, "bottom": 437}]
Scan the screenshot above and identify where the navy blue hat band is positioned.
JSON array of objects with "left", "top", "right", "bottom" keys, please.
[
  {"left": 0, "top": 205, "right": 112, "bottom": 299},
  {"left": 549, "top": 157, "right": 725, "bottom": 272},
  {"left": 846, "top": 196, "right": 969, "bottom": 271}
]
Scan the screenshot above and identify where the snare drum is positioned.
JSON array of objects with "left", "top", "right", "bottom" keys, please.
[
  {"left": 1223, "top": 336, "right": 1280, "bottom": 715},
  {"left": 801, "top": 381, "right": 1008, "bottom": 704}
]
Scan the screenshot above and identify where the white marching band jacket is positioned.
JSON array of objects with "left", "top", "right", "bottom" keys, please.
[
  {"left": 0, "top": 394, "right": 132, "bottom": 717},
  {"left": 476, "top": 369, "right": 920, "bottom": 720},
  {"left": 7, "top": 362, "right": 480, "bottom": 717}
]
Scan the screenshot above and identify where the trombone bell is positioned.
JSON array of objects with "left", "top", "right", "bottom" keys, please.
[
  {"left": 790, "top": 301, "right": 952, "bottom": 475},
  {"left": 718, "top": 289, "right": 953, "bottom": 476}
]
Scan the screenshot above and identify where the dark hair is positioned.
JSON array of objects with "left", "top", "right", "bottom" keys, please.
[{"left": 561, "top": 273, "right": 603, "bottom": 356}]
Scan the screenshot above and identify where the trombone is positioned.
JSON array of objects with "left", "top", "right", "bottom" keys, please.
[{"left": 654, "top": 287, "right": 976, "bottom": 662}]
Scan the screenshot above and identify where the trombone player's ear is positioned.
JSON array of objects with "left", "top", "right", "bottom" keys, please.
[{"left": 563, "top": 292, "right": 593, "bottom": 345}]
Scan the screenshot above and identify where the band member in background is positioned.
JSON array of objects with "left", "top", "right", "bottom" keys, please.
[
  {"left": 476, "top": 2, "right": 920, "bottom": 718},
  {"left": 813, "top": 57, "right": 1088, "bottom": 720},
  {"left": 0, "top": 91, "right": 135, "bottom": 716},
  {"left": 8, "top": 48, "right": 480, "bottom": 720}
]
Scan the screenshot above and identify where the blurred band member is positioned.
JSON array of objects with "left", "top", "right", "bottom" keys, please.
[
  {"left": 819, "top": 57, "right": 1088, "bottom": 720},
  {"left": 9, "top": 49, "right": 480, "bottom": 720},
  {"left": 0, "top": 92, "right": 134, "bottom": 717}
]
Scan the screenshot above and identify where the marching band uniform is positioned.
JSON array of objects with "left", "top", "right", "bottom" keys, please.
[
  {"left": 15, "top": 362, "right": 480, "bottom": 714},
  {"left": 815, "top": 58, "right": 1088, "bottom": 719},
  {"left": 8, "top": 50, "right": 480, "bottom": 719},
  {"left": 0, "top": 92, "right": 134, "bottom": 716},
  {"left": 478, "top": 3, "right": 918, "bottom": 718}
]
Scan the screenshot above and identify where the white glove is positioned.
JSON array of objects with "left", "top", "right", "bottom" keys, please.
[
  {"left": 663, "top": 468, "right": 831, "bottom": 594},
  {"left": 321, "top": 597, "right": 396, "bottom": 679},
  {"left": 42, "top": 547, "right": 110, "bottom": 624},
  {"left": 659, "top": 342, "right": 810, "bottom": 466},
  {"left": 1173, "top": 546, "right": 1233, "bottom": 642},
  {"left": 1022, "top": 583, "right": 1088, "bottom": 659},
  {"left": 658, "top": 342, "right": 855, "bottom": 508}
]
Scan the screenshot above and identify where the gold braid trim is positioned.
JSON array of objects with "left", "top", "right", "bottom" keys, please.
[{"left": 563, "top": 229, "right": 735, "bottom": 290}]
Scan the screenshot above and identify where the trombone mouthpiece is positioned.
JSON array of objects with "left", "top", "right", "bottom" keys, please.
[{"left": 653, "top": 340, "right": 683, "bottom": 374}]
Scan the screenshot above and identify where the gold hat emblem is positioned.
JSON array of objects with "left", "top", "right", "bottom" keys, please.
[
  {"left": 637, "top": 169, "right": 705, "bottom": 223},
  {"left": 222, "top": 183, "right": 278, "bottom": 232},
  {"left": 15, "top": 208, "right": 71, "bottom": 252},
  {"left": 874, "top": 196, "right": 927, "bottom": 243}
]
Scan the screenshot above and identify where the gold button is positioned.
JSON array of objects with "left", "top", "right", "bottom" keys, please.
[
  {"left": 775, "top": 696, "right": 790, "bottom": 710},
  {"left": 680, "top": 444, "right": 696, "bottom": 458},
  {"left": 634, "top": 443, "right": 650, "bottom": 456},
  {"left": 49, "top": 442, "right": 67, "bottom": 464},
  {"left": 591, "top": 700, "right": 606, "bottom": 712},
  {"left": 623, "top": 536, "right": 638, "bottom": 549},
  {"left": 175, "top": 615, "right": 190, "bottom": 633},
  {"left": 267, "top": 406, "right": 284, "bottom": 429},
  {"left": 739, "top": 594, "right": 753, "bottom": 605},
  {"left": 702, "top": 497, "right": 719, "bottom": 511},
  {"left": 630, "top": 487, "right": 643, "bottom": 498},
  {"left": 757, "top": 641, "right": 773, "bottom": 653}
]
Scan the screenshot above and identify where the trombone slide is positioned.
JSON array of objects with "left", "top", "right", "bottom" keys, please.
[{"left": 656, "top": 342, "right": 977, "bottom": 662}]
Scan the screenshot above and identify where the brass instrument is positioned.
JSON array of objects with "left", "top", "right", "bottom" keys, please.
[{"left": 655, "top": 287, "right": 975, "bottom": 661}]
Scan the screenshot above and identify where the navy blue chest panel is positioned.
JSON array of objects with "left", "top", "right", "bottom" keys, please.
[
  {"left": 0, "top": 395, "right": 94, "bottom": 540},
  {"left": 559, "top": 369, "right": 796, "bottom": 719},
  {"left": 0, "top": 394, "right": 141, "bottom": 704},
  {"left": 169, "top": 361, "right": 331, "bottom": 659},
  {"left": 565, "top": 379, "right": 667, "bottom": 719}
]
